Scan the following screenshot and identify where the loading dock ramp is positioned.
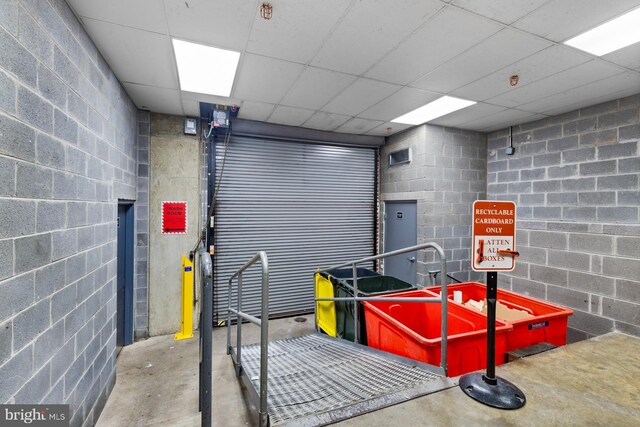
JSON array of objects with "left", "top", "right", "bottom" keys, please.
[{"left": 232, "top": 333, "right": 454, "bottom": 426}]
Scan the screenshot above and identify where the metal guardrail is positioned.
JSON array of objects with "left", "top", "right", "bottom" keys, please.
[
  {"left": 428, "top": 269, "right": 463, "bottom": 285},
  {"left": 198, "top": 246, "right": 213, "bottom": 427},
  {"left": 226, "top": 251, "right": 270, "bottom": 427},
  {"left": 316, "top": 242, "right": 449, "bottom": 376}
]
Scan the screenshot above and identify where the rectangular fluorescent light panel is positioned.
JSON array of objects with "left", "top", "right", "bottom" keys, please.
[
  {"left": 172, "top": 39, "right": 240, "bottom": 97},
  {"left": 391, "top": 96, "right": 476, "bottom": 125},
  {"left": 564, "top": 7, "right": 640, "bottom": 56}
]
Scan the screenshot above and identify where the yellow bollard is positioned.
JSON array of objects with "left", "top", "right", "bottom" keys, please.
[{"left": 175, "top": 256, "right": 194, "bottom": 340}]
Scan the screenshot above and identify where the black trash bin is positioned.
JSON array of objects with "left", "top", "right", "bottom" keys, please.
[
  {"left": 325, "top": 269, "right": 416, "bottom": 344},
  {"left": 322, "top": 267, "right": 381, "bottom": 281}
]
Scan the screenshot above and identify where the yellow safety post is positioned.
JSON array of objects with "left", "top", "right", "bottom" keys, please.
[{"left": 175, "top": 256, "right": 194, "bottom": 340}]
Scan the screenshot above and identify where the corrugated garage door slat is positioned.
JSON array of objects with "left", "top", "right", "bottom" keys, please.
[{"left": 213, "top": 136, "right": 375, "bottom": 320}]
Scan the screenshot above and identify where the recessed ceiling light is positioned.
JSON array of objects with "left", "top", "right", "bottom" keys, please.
[
  {"left": 391, "top": 96, "right": 477, "bottom": 125},
  {"left": 172, "top": 39, "right": 240, "bottom": 97},
  {"left": 564, "top": 7, "right": 640, "bottom": 56}
]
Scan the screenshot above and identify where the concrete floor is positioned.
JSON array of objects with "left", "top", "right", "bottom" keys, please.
[{"left": 98, "top": 317, "right": 640, "bottom": 427}]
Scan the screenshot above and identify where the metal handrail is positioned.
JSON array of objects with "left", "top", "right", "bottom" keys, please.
[
  {"left": 316, "top": 242, "right": 449, "bottom": 376},
  {"left": 428, "top": 269, "right": 463, "bottom": 285},
  {"left": 198, "top": 246, "right": 213, "bottom": 427},
  {"left": 226, "top": 251, "right": 269, "bottom": 427}
]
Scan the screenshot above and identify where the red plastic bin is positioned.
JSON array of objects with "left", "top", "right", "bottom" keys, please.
[
  {"left": 426, "top": 282, "right": 573, "bottom": 354},
  {"left": 363, "top": 289, "right": 511, "bottom": 377}
]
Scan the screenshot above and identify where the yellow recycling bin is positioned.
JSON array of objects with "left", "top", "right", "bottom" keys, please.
[{"left": 315, "top": 273, "right": 337, "bottom": 337}]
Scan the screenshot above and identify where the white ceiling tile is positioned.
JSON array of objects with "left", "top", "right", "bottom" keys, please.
[
  {"left": 181, "top": 91, "right": 241, "bottom": 108},
  {"left": 238, "top": 100, "right": 276, "bottom": 121},
  {"left": 302, "top": 112, "right": 351, "bottom": 132},
  {"left": 334, "top": 117, "right": 384, "bottom": 135},
  {"left": 518, "top": 71, "right": 640, "bottom": 115},
  {"left": 512, "top": 0, "right": 640, "bottom": 42},
  {"left": 451, "top": 0, "right": 551, "bottom": 24},
  {"left": 82, "top": 19, "right": 178, "bottom": 89},
  {"left": 68, "top": 0, "right": 166, "bottom": 32},
  {"left": 452, "top": 45, "right": 592, "bottom": 101},
  {"left": 280, "top": 67, "right": 357, "bottom": 110},
  {"left": 233, "top": 54, "right": 305, "bottom": 103},
  {"left": 359, "top": 87, "right": 440, "bottom": 121},
  {"left": 246, "top": 1, "right": 351, "bottom": 63},
  {"left": 603, "top": 43, "right": 640, "bottom": 71},
  {"left": 487, "top": 60, "right": 626, "bottom": 108},
  {"left": 366, "top": 7, "right": 503, "bottom": 85},
  {"left": 429, "top": 103, "right": 507, "bottom": 127},
  {"left": 322, "top": 79, "right": 401, "bottom": 116},
  {"left": 267, "top": 105, "right": 315, "bottom": 127},
  {"left": 122, "top": 83, "right": 183, "bottom": 115},
  {"left": 463, "top": 109, "right": 548, "bottom": 131},
  {"left": 411, "top": 28, "right": 552, "bottom": 93},
  {"left": 365, "top": 122, "right": 414, "bottom": 136},
  {"left": 164, "top": 0, "right": 256, "bottom": 51},
  {"left": 310, "top": 0, "right": 444, "bottom": 75},
  {"left": 181, "top": 92, "right": 241, "bottom": 118}
]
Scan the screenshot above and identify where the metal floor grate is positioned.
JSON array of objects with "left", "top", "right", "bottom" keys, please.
[{"left": 237, "top": 333, "right": 454, "bottom": 426}]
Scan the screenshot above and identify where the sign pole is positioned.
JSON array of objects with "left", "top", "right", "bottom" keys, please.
[
  {"left": 485, "top": 271, "right": 497, "bottom": 383},
  {"left": 461, "top": 200, "right": 525, "bottom": 409}
]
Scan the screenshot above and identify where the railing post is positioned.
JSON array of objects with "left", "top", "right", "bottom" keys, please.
[
  {"left": 438, "top": 250, "right": 448, "bottom": 377},
  {"left": 236, "top": 272, "right": 243, "bottom": 376},
  {"left": 259, "top": 252, "right": 269, "bottom": 427},
  {"left": 225, "top": 252, "right": 271, "bottom": 426},
  {"left": 199, "top": 250, "right": 213, "bottom": 427},
  {"left": 227, "top": 277, "right": 232, "bottom": 355},
  {"left": 352, "top": 263, "right": 359, "bottom": 344}
]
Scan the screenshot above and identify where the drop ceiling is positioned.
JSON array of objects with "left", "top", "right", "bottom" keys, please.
[{"left": 66, "top": 0, "right": 640, "bottom": 135}]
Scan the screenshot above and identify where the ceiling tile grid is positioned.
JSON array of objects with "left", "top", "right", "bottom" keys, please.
[
  {"left": 232, "top": 53, "right": 305, "bottom": 103},
  {"left": 450, "top": 45, "right": 593, "bottom": 102},
  {"left": 309, "top": 0, "right": 445, "bottom": 75},
  {"left": 486, "top": 60, "right": 627, "bottom": 109},
  {"left": 302, "top": 111, "right": 352, "bottom": 132},
  {"left": 321, "top": 78, "right": 401, "bottom": 116},
  {"left": 409, "top": 28, "right": 553, "bottom": 93},
  {"left": 67, "top": 0, "right": 640, "bottom": 134},
  {"left": 365, "top": 6, "right": 504, "bottom": 85},
  {"left": 279, "top": 67, "right": 357, "bottom": 110}
]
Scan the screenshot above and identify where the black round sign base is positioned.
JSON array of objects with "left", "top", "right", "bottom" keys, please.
[{"left": 459, "top": 373, "right": 526, "bottom": 410}]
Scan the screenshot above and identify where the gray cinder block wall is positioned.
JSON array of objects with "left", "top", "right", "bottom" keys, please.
[
  {"left": 487, "top": 94, "right": 640, "bottom": 341},
  {"left": 381, "top": 125, "right": 487, "bottom": 284},
  {"left": 0, "top": 0, "right": 143, "bottom": 425}
]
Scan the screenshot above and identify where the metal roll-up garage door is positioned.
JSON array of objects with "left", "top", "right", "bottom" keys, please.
[{"left": 213, "top": 135, "right": 375, "bottom": 320}]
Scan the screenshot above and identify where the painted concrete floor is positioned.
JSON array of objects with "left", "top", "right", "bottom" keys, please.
[{"left": 98, "top": 317, "right": 640, "bottom": 427}]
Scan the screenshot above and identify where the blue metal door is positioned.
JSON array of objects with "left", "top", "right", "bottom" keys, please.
[
  {"left": 117, "top": 203, "right": 134, "bottom": 346},
  {"left": 384, "top": 201, "right": 417, "bottom": 285}
]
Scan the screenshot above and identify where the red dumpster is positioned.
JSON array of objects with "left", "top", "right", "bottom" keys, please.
[
  {"left": 363, "top": 289, "right": 511, "bottom": 377},
  {"left": 426, "top": 282, "right": 573, "bottom": 354}
]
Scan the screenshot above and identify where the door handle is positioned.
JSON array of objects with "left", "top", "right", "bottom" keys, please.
[{"left": 407, "top": 256, "right": 416, "bottom": 263}]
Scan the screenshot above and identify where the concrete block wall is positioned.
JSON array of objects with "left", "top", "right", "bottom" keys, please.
[
  {"left": 381, "top": 125, "right": 487, "bottom": 284},
  {"left": 0, "top": 0, "right": 140, "bottom": 425},
  {"left": 487, "top": 94, "right": 640, "bottom": 341}
]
